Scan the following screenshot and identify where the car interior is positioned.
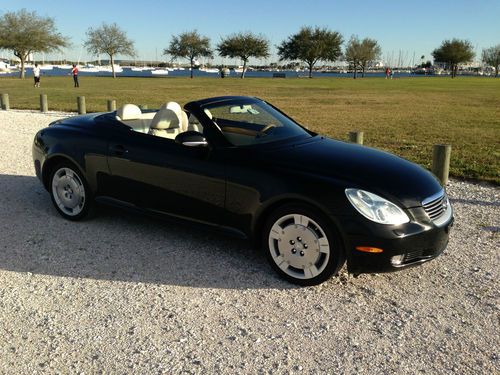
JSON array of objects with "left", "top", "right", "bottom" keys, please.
[
  {"left": 115, "top": 101, "right": 295, "bottom": 146},
  {"left": 207, "top": 103, "right": 285, "bottom": 146},
  {"left": 115, "top": 102, "right": 203, "bottom": 139}
]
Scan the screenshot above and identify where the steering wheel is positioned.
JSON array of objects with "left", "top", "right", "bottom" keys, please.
[{"left": 257, "top": 124, "right": 277, "bottom": 136}]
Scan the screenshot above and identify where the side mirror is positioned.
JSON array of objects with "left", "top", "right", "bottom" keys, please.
[{"left": 175, "top": 131, "right": 208, "bottom": 147}]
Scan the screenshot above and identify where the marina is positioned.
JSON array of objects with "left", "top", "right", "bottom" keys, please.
[
  {"left": 1, "top": 61, "right": 493, "bottom": 78},
  {"left": 0, "top": 64, "right": 492, "bottom": 78}
]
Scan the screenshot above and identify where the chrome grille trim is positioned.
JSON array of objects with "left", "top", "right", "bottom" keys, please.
[
  {"left": 423, "top": 195, "right": 445, "bottom": 220},
  {"left": 422, "top": 190, "right": 453, "bottom": 227},
  {"left": 422, "top": 189, "right": 445, "bottom": 206}
]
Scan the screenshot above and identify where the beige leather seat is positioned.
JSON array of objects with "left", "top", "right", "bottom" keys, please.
[
  {"left": 148, "top": 108, "right": 181, "bottom": 139},
  {"left": 187, "top": 114, "right": 203, "bottom": 133},
  {"left": 160, "top": 102, "right": 189, "bottom": 132},
  {"left": 116, "top": 104, "right": 151, "bottom": 133}
]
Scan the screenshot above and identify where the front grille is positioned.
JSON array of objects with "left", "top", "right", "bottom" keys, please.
[
  {"left": 423, "top": 192, "right": 447, "bottom": 221},
  {"left": 403, "top": 250, "right": 424, "bottom": 263}
]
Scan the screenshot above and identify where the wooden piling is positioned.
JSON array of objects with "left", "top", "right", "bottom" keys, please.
[
  {"left": 349, "top": 131, "right": 364, "bottom": 145},
  {"left": 432, "top": 144, "right": 451, "bottom": 185},
  {"left": 77, "top": 96, "right": 86, "bottom": 114},
  {"left": 40, "top": 94, "right": 48, "bottom": 113},
  {"left": 1, "top": 93, "right": 10, "bottom": 110},
  {"left": 107, "top": 99, "right": 116, "bottom": 111}
]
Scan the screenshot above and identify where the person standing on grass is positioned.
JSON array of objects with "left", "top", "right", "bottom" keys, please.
[
  {"left": 71, "top": 64, "right": 79, "bottom": 87},
  {"left": 33, "top": 63, "right": 41, "bottom": 87}
]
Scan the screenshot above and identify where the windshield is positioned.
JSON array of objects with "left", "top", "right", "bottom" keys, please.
[{"left": 203, "top": 99, "right": 311, "bottom": 146}]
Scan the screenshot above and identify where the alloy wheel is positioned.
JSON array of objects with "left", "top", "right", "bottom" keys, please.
[
  {"left": 51, "top": 167, "right": 86, "bottom": 216},
  {"left": 268, "top": 213, "right": 330, "bottom": 280}
]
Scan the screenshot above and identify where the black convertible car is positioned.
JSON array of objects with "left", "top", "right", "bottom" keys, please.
[{"left": 33, "top": 96, "right": 453, "bottom": 285}]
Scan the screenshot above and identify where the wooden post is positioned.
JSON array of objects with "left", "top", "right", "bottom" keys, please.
[
  {"left": 139, "top": 104, "right": 148, "bottom": 110},
  {"left": 40, "top": 94, "right": 48, "bottom": 113},
  {"left": 77, "top": 96, "right": 86, "bottom": 114},
  {"left": 432, "top": 144, "right": 451, "bottom": 185},
  {"left": 107, "top": 99, "right": 116, "bottom": 111},
  {"left": 1, "top": 93, "right": 10, "bottom": 110},
  {"left": 349, "top": 131, "right": 364, "bottom": 145}
]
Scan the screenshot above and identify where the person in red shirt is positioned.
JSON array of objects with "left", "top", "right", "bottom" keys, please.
[{"left": 71, "top": 64, "right": 79, "bottom": 87}]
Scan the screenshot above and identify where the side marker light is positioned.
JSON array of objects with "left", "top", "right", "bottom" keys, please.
[{"left": 355, "top": 246, "right": 384, "bottom": 253}]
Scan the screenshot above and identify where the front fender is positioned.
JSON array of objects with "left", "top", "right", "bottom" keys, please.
[{"left": 36, "top": 126, "right": 109, "bottom": 193}]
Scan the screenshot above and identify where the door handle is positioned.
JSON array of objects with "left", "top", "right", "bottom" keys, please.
[{"left": 109, "top": 144, "right": 128, "bottom": 156}]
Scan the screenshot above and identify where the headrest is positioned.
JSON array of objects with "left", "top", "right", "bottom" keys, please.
[
  {"left": 150, "top": 108, "right": 180, "bottom": 130},
  {"left": 160, "top": 101, "right": 182, "bottom": 114},
  {"left": 116, "top": 104, "right": 142, "bottom": 120}
]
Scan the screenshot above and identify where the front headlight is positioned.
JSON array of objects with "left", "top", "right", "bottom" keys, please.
[{"left": 345, "top": 188, "right": 410, "bottom": 225}]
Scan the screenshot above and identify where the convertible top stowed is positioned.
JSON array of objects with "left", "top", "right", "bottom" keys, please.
[{"left": 33, "top": 95, "right": 453, "bottom": 285}]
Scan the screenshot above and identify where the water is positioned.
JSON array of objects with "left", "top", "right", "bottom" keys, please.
[{"left": 1, "top": 66, "right": 425, "bottom": 78}]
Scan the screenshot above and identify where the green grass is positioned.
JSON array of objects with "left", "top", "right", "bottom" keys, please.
[{"left": 1, "top": 76, "right": 499, "bottom": 183}]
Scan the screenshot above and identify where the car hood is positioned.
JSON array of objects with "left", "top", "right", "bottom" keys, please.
[{"left": 262, "top": 136, "right": 442, "bottom": 208}]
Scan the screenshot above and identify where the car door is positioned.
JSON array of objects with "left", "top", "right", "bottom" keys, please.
[{"left": 106, "top": 127, "right": 226, "bottom": 226}]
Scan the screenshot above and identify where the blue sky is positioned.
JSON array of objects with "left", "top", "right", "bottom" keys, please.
[{"left": 2, "top": 0, "right": 499, "bottom": 65}]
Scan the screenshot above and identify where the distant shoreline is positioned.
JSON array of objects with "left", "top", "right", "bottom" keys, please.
[{"left": 1, "top": 66, "right": 494, "bottom": 79}]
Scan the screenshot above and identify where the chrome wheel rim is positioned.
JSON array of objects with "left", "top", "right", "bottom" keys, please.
[
  {"left": 268, "top": 214, "right": 330, "bottom": 280},
  {"left": 51, "top": 167, "right": 86, "bottom": 216}
]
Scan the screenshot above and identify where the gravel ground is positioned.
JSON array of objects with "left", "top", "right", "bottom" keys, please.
[{"left": 0, "top": 109, "right": 498, "bottom": 374}]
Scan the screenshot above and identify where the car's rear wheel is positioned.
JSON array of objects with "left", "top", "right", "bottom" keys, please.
[
  {"left": 49, "top": 162, "right": 93, "bottom": 220},
  {"left": 263, "top": 204, "right": 345, "bottom": 285}
]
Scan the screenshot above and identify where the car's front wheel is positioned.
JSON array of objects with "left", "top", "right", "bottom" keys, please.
[
  {"left": 49, "top": 162, "right": 93, "bottom": 220},
  {"left": 263, "top": 204, "right": 345, "bottom": 285}
]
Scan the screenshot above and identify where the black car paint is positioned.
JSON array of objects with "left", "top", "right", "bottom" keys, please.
[{"left": 33, "top": 96, "right": 452, "bottom": 274}]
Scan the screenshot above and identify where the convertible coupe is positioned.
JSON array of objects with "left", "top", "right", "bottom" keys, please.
[{"left": 33, "top": 96, "right": 453, "bottom": 285}]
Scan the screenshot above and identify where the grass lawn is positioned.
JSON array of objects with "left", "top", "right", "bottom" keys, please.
[{"left": 1, "top": 76, "right": 499, "bottom": 184}]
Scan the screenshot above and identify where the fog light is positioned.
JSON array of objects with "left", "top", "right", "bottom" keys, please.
[{"left": 391, "top": 254, "right": 405, "bottom": 266}]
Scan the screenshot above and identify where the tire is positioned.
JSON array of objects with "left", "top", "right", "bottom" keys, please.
[
  {"left": 49, "top": 162, "right": 94, "bottom": 221},
  {"left": 263, "top": 203, "right": 345, "bottom": 286}
]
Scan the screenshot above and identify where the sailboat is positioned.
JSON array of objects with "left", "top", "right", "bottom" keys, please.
[
  {"left": 79, "top": 63, "right": 100, "bottom": 72},
  {"left": 200, "top": 67, "right": 219, "bottom": 74},
  {"left": 99, "top": 64, "right": 123, "bottom": 73},
  {"left": 151, "top": 68, "right": 169, "bottom": 75}
]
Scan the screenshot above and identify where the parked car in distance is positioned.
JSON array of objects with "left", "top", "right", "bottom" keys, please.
[{"left": 33, "top": 96, "right": 453, "bottom": 285}]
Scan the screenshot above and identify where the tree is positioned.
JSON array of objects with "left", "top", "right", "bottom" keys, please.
[
  {"left": 164, "top": 31, "right": 212, "bottom": 78},
  {"left": 482, "top": 45, "right": 500, "bottom": 77},
  {"left": 344, "top": 36, "right": 381, "bottom": 78},
  {"left": 217, "top": 32, "right": 269, "bottom": 78},
  {"left": 344, "top": 37, "right": 362, "bottom": 79},
  {"left": 432, "top": 39, "right": 474, "bottom": 78},
  {"left": 85, "top": 23, "right": 136, "bottom": 78},
  {"left": 278, "top": 26, "right": 343, "bottom": 78},
  {"left": 0, "top": 9, "right": 67, "bottom": 79},
  {"left": 419, "top": 61, "right": 432, "bottom": 68}
]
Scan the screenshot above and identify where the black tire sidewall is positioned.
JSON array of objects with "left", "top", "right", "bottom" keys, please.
[
  {"left": 49, "top": 162, "right": 93, "bottom": 221},
  {"left": 262, "top": 203, "right": 345, "bottom": 286}
]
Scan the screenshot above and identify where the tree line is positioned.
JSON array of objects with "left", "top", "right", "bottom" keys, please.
[{"left": 1, "top": 9, "right": 499, "bottom": 79}]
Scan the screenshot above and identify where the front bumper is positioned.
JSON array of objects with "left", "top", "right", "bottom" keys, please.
[{"left": 341, "top": 206, "right": 454, "bottom": 274}]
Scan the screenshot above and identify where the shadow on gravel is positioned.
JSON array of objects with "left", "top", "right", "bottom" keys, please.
[
  {"left": 449, "top": 198, "right": 499, "bottom": 207},
  {"left": 0, "top": 174, "right": 297, "bottom": 290}
]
